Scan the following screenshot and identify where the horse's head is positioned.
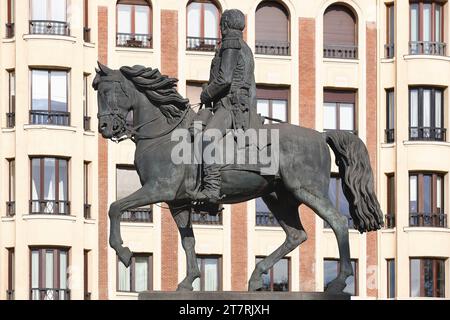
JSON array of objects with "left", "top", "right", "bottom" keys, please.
[{"left": 92, "top": 62, "right": 136, "bottom": 140}]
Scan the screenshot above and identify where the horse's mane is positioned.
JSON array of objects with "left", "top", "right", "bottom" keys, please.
[{"left": 120, "top": 65, "right": 189, "bottom": 122}]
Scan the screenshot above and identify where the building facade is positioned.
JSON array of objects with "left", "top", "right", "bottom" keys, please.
[{"left": 0, "top": 0, "right": 448, "bottom": 300}]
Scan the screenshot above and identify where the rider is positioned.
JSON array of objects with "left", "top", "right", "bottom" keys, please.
[{"left": 194, "top": 9, "right": 259, "bottom": 204}]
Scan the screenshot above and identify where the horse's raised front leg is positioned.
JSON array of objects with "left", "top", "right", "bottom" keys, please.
[
  {"left": 109, "top": 185, "right": 155, "bottom": 266},
  {"left": 170, "top": 205, "right": 201, "bottom": 291},
  {"left": 248, "top": 192, "right": 307, "bottom": 291}
]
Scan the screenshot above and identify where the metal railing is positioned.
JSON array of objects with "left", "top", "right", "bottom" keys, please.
[
  {"left": 6, "top": 201, "right": 15, "bottom": 217},
  {"left": 409, "top": 41, "right": 446, "bottom": 56},
  {"left": 410, "top": 213, "right": 447, "bottom": 228},
  {"left": 192, "top": 211, "right": 222, "bottom": 225},
  {"left": 385, "top": 43, "right": 395, "bottom": 58},
  {"left": 30, "top": 110, "right": 70, "bottom": 126},
  {"left": 409, "top": 127, "right": 446, "bottom": 142},
  {"left": 6, "top": 23, "right": 14, "bottom": 38},
  {"left": 256, "top": 211, "right": 279, "bottom": 227},
  {"left": 324, "top": 44, "right": 358, "bottom": 59},
  {"left": 29, "top": 20, "right": 70, "bottom": 36},
  {"left": 30, "top": 288, "right": 70, "bottom": 300},
  {"left": 120, "top": 208, "right": 153, "bottom": 223},
  {"left": 6, "top": 290, "right": 14, "bottom": 300},
  {"left": 385, "top": 214, "right": 395, "bottom": 229},
  {"left": 6, "top": 112, "right": 15, "bottom": 128},
  {"left": 29, "top": 200, "right": 70, "bottom": 215},
  {"left": 385, "top": 128, "right": 395, "bottom": 143},
  {"left": 116, "top": 33, "right": 152, "bottom": 48},
  {"left": 83, "top": 27, "right": 91, "bottom": 43},
  {"left": 255, "top": 40, "right": 290, "bottom": 56},
  {"left": 84, "top": 116, "right": 91, "bottom": 131},
  {"left": 186, "top": 36, "right": 220, "bottom": 52},
  {"left": 84, "top": 204, "right": 91, "bottom": 219}
]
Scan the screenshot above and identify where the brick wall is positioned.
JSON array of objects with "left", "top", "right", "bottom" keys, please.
[
  {"left": 97, "top": 6, "right": 108, "bottom": 300},
  {"left": 231, "top": 203, "right": 248, "bottom": 290},
  {"left": 298, "top": 17, "right": 317, "bottom": 292}
]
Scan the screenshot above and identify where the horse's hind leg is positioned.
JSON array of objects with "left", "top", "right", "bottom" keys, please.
[
  {"left": 170, "top": 205, "right": 201, "bottom": 291},
  {"left": 295, "top": 187, "right": 353, "bottom": 294},
  {"left": 248, "top": 191, "right": 306, "bottom": 291}
]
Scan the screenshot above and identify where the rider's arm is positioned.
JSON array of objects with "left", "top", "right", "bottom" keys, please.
[{"left": 201, "top": 48, "right": 239, "bottom": 103}]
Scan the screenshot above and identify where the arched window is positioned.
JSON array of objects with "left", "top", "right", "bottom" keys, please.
[
  {"left": 116, "top": 0, "right": 152, "bottom": 48},
  {"left": 186, "top": 0, "right": 221, "bottom": 51},
  {"left": 255, "top": 1, "right": 290, "bottom": 56},
  {"left": 323, "top": 4, "right": 357, "bottom": 59}
]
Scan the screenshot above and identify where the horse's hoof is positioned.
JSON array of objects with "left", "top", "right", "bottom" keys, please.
[
  {"left": 248, "top": 278, "right": 263, "bottom": 291},
  {"left": 176, "top": 284, "right": 194, "bottom": 292},
  {"left": 325, "top": 279, "right": 347, "bottom": 295},
  {"left": 118, "top": 247, "right": 133, "bottom": 267}
]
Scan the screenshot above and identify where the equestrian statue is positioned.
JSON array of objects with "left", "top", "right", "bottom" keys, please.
[{"left": 93, "top": 9, "right": 383, "bottom": 294}]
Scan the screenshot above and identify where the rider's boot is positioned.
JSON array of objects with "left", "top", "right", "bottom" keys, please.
[{"left": 195, "top": 163, "right": 223, "bottom": 204}]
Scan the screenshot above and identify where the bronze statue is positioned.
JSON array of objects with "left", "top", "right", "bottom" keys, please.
[{"left": 93, "top": 9, "right": 383, "bottom": 294}]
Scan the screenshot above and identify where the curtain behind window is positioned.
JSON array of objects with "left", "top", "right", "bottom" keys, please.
[
  {"left": 187, "top": 2, "right": 201, "bottom": 38},
  {"left": 134, "top": 256, "right": 148, "bottom": 292},
  {"left": 118, "top": 5, "right": 132, "bottom": 33},
  {"left": 204, "top": 3, "right": 219, "bottom": 39},
  {"left": 118, "top": 261, "right": 131, "bottom": 291}
]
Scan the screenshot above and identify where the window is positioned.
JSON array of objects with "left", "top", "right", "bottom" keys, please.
[
  {"left": 84, "top": 162, "right": 91, "bottom": 219},
  {"left": 193, "top": 255, "right": 222, "bottom": 291},
  {"left": 83, "top": 0, "right": 90, "bottom": 42},
  {"left": 324, "top": 259, "right": 358, "bottom": 295},
  {"left": 387, "top": 259, "right": 395, "bottom": 299},
  {"left": 386, "top": 174, "right": 395, "bottom": 228},
  {"left": 257, "top": 86, "right": 289, "bottom": 124},
  {"left": 6, "top": 0, "right": 14, "bottom": 38},
  {"left": 7, "top": 70, "right": 15, "bottom": 128},
  {"left": 29, "top": 0, "right": 69, "bottom": 36},
  {"left": 255, "top": 197, "right": 279, "bottom": 226},
  {"left": 255, "top": 1, "right": 290, "bottom": 56},
  {"left": 117, "top": 254, "right": 153, "bottom": 292},
  {"left": 186, "top": 1, "right": 221, "bottom": 51},
  {"left": 386, "top": 89, "right": 395, "bottom": 143},
  {"left": 410, "top": 258, "right": 445, "bottom": 297},
  {"left": 324, "top": 4, "right": 358, "bottom": 59},
  {"left": 30, "top": 157, "right": 69, "bottom": 215},
  {"left": 84, "top": 250, "right": 91, "bottom": 300},
  {"left": 409, "top": 87, "right": 445, "bottom": 141},
  {"left": 385, "top": 4, "right": 394, "bottom": 58},
  {"left": 256, "top": 257, "right": 289, "bottom": 291},
  {"left": 117, "top": 166, "right": 152, "bottom": 223},
  {"left": 7, "top": 159, "right": 15, "bottom": 217},
  {"left": 326, "top": 175, "right": 353, "bottom": 228},
  {"left": 323, "top": 90, "right": 356, "bottom": 133},
  {"left": 409, "top": 172, "right": 446, "bottom": 227},
  {"left": 7, "top": 248, "right": 14, "bottom": 300},
  {"left": 116, "top": 0, "right": 152, "bottom": 48},
  {"left": 31, "top": 248, "right": 69, "bottom": 300},
  {"left": 83, "top": 74, "right": 90, "bottom": 131},
  {"left": 31, "top": 70, "right": 69, "bottom": 126},
  {"left": 410, "top": 1, "right": 445, "bottom": 55}
]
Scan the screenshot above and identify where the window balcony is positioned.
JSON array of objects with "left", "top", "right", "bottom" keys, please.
[
  {"left": 385, "top": 214, "right": 395, "bottom": 229},
  {"left": 385, "top": 43, "right": 395, "bottom": 59},
  {"left": 120, "top": 208, "right": 153, "bottom": 223},
  {"left": 409, "top": 127, "right": 446, "bottom": 142},
  {"left": 186, "top": 36, "right": 220, "bottom": 52},
  {"left": 255, "top": 40, "right": 290, "bottom": 56},
  {"left": 29, "top": 20, "right": 70, "bottom": 36},
  {"left": 6, "top": 290, "right": 14, "bottom": 300},
  {"left": 6, "top": 201, "right": 15, "bottom": 217},
  {"left": 30, "top": 288, "right": 70, "bottom": 300},
  {"left": 385, "top": 129, "right": 395, "bottom": 143},
  {"left": 84, "top": 204, "right": 91, "bottom": 219},
  {"left": 83, "top": 27, "right": 91, "bottom": 43},
  {"left": 84, "top": 116, "right": 91, "bottom": 131},
  {"left": 324, "top": 44, "right": 358, "bottom": 59},
  {"left": 29, "top": 200, "right": 70, "bottom": 215},
  {"left": 5, "top": 23, "right": 14, "bottom": 38},
  {"left": 409, "top": 41, "right": 446, "bottom": 56},
  {"left": 192, "top": 211, "right": 222, "bottom": 225},
  {"left": 409, "top": 213, "right": 447, "bottom": 228},
  {"left": 256, "top": 211, "right": 279, "bottom": 227},
  {"left": 6, "top": 112, "right": 15, "bottom": 128},
  {"left": 29, "top": 110, "right": 70, "bottom": 126},
  {"left": 116, "top": 33, "right": 152, "bottom": 48}
]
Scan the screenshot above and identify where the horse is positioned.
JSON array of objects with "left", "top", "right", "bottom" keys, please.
[{"left": 92, "top": 62, "right": 383, "bottom": 294}]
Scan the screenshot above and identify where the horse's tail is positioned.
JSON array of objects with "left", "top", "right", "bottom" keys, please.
[{"left": 324, "top": 131, "right": 384, "bottom": 233}]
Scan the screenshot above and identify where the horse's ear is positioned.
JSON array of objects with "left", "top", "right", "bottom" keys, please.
[{"left": 97, "top": 61, "right": 113, "bottom": 75}]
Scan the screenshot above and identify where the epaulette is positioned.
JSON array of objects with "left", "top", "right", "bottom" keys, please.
[{"left": 221, "top": 37, "right": 241, "bottom": 50}]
